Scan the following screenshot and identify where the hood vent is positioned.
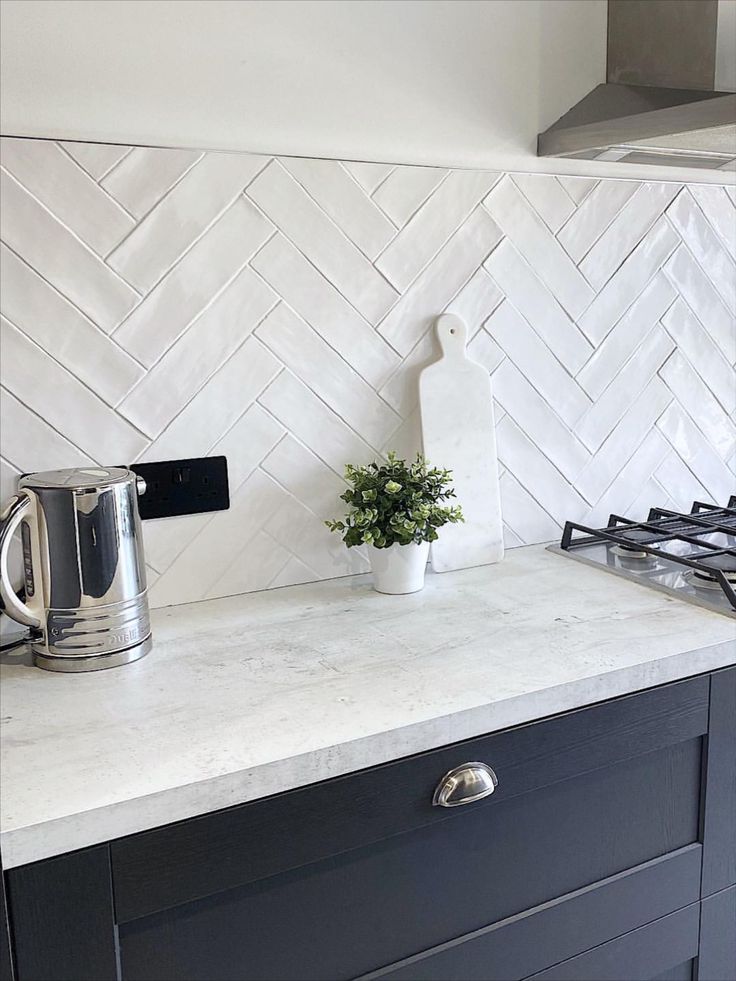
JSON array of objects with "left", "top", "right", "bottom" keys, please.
[{"left": 538, "top": 0, "right": 736, "bottom": 170}]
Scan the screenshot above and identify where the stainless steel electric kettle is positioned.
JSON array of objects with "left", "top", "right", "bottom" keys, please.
[{"left": 0, "top": 467, "right": 152, "bottom": 672}]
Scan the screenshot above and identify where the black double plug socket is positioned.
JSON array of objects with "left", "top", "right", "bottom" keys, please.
[{"left": 129, "top": 456, "right": 230, "bottom": 520}]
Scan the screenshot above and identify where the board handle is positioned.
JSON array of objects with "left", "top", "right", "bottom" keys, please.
[{"left": 435, "top": 313, "right": 468, "bottom": 359}]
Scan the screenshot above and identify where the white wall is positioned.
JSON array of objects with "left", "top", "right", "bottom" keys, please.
[{"left": 1, "top": 0, "right": 732, "bottom": 185}]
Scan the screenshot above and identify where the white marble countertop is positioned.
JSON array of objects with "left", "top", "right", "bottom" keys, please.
[{"left": 1, "top": 544, "right": 734, "bottom": 868}]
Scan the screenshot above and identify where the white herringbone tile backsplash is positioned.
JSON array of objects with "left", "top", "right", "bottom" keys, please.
[{"left": 1, "top": 138, "right": 734, "bottom": 606}]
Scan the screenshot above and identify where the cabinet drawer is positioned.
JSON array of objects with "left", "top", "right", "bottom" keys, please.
[
  {"left": 112, "top": 675, "right": 708, "bottom": 922},
  {"left": 527, "top": 903, "right": 700, "bottom": 980},
  {"left": 358, "top": 845, "right": 701, "bottom": 980},
  {"left": 115, "top": 678, "right": 708, "bottom": 981}
]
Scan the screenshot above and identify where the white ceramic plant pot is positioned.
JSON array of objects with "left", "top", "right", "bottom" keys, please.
[{"left": 369, "top": 541, "right": 430, "bottom": 595}]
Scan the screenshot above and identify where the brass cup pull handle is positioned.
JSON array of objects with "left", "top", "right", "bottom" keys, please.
[{"left": 432, "top": 762, "right": 498, "bottom": 807}]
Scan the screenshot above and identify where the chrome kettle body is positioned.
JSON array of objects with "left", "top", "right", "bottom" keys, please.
[{"left": 0, "top": 467, "right": 152, "bottom": 672}]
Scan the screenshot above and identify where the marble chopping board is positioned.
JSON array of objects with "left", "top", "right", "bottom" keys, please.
[{"left": 419, "top": 313, "right": 504, "bottom": 572}]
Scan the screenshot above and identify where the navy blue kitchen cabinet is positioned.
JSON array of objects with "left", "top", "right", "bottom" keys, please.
[{"left": 3, "top": 667, "right": 734, "bottom": 981}]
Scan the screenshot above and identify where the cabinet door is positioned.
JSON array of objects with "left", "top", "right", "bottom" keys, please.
[
  {"left": 701, "top": 668, "right": 736, "bottom": 897},
  {"left": 5, "top": 848, "right": 117, "bottom": 981}
]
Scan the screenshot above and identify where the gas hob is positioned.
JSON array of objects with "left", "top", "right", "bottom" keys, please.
[{"left": 549, "top": 498, "right": 736, "bottom": 620}]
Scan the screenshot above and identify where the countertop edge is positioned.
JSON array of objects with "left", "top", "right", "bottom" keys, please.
[{"left": 2, "top": 637, "right": 734, "bottom": 870}]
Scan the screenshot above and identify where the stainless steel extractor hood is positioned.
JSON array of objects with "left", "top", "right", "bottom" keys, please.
[{"left": 538, "top": 0, "right": 736, "bottom": 170}]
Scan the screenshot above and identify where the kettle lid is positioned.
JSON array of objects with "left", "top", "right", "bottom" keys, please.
[{"left": 20, "top": 466, "right": 133, "bottom": 491}]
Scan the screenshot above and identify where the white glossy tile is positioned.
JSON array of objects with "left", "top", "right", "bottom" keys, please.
[
  {"left": 0, "top": 168, "right": 139, "bottom": 332},
  {"left": 262, "top": 435, "right": 346, "bottom": 519},
  {"left": 256, "top": 304, "right": 400, "bottom": 450},
  {"left": 247, "top": 160, "right": 397, "bottom": 324},
  {"left": 147, "top": 469, "right": 289, "bottom": 606},
  {"left": 372, "top": 165, "right": 448, "bottom": 227},
  {"left": 557, "top": 176, "right": 598, "bottom": 205},
  {"left": 108, "top": 152, "right": 268, "bottom": 291},
  {"left": 376, "top": 170, "right": 499, "bottom": 291},
  {"left": 578, "top": 218, "right": 678, "bottom": 345},
  {"left": 101, "top": 146, "right": 202, "bottom": 219},
  {"left": 687, "top": 185, "right": 736, "bottom": 256},
  {"left": 281, "top": 157, "right": 395, "bottom": 260},
  {"left": 341, "top": 161, "right": 395, "bottom": 195},
  {"left": 582, "top": 429, "right": 671, "bottom": 528},
  {"left": 378, "top": 330, "right": 438, "bottom": 418},
  {"left": 467, "top": 328, "right": 505, "bottom": 375},
  {"left": 0, "top": 386, "right": 93, "bottom": 472},
  {"left": 382, "top": 406, "right": 422, "bottom": 460},
  {"left": 259, "top": 371, "right": 377, "bottom": 475},
  {"left": 484, "top": 239, "right": 592, "bottom": 373},
  {"left": 265, "top": 493, "right": 368, "bottom": 579},
  {"left": 0, "top": 318, "right": 147, "bottom": 463},
  {"left": 484, "top": 176, "right": 594, "bottom": 318},
  {"left": 0, "top": 456, "right": 20, "bottom": 502},
  {"left": 60, "top": 142, "right": 131, "bottom": 180},
  {"left": 114, "top": 196, "right": 273, "bottom": 367},
  {"left": 378, "top": 207, "right": 502, "bottom": 356},
  {"left": 493, "top": 359, "right": 590, "bottom": 483},
  {"left": 666, "top": 189, "right": 736, "bottom": 312},
  {"left": 142, "top": 404, "right": 284, "bottom": 575},
  {"left": 655, "top": 451, "right": 713, "bottom": 510},
  {"left": 0, "top": 138, "right": 134, "bottom": 255},
  {"left": 502, "top": 523, "right": 525, "bottom": 549},
  {"left": 213, "top": 403, "right": 285, "bottom": 492},
  {"left": 576, "top": 273, "right": 676, "bottom": 400},
  {"left": 499, "top": 471, "right": 561, "bottom": 545},
  {"left": 496, "top": 415, "right": 588, "bottom": 523},
  {"left": 1, "top": 137, "right": 732, "bottom": 603},
  {"left": 626, "top": 477, "right": 677, "bottom": 520},
  {"left": 575, "top": 377, "right": 673, "bottom": 504},
  {"left": 580, "top": 183, "right": 678, "bottom": 290},
  {"left": 269, "top": 555, "right": 319, "bottom": 589},
  {"left": 251, "top": 233, "right": 399, "bottom": 389},
  {"left": 0, "top": 244, "right": 144, "bottom": 407},
  {"left": 575, "top": 326, "right": 675, "bottom": 452},
  {"left": 486, "top": 301, "right": 591, "bottom": 427},
  {"left": 659, "top": 351, "right": 736, "bottom": 459},
  {"left": 661, "top": 298, "right": 736, "bottom": 415},
  {"left": 118, "top": 265, "right": 276, "bottom": 436},
  {"left": 511, "top": 174, "right": 576, "bottom": 232},
  {"left": 207, "top": 530, "right": 292, "bottom": 600},
  {"left": 139, "top": 337, "right": 280, "bottom": 462},
  {"left": 445, "top": 267, "right": 503, "bottom": 334},
  {"left": 657, "top": 402, "right": 735, "bottom": 503},
  {"left": 663, "top": 246, "right": 735, "bottom": 362},
  {"left": 557, "top": 180, "right": 639, "bottom": 264}
]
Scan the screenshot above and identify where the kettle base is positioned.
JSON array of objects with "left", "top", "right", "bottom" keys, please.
[{"left": 33, "top": 635, "right": 152, "bottom": 673}]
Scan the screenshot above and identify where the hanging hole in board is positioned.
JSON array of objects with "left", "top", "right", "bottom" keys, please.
[{"left": 450, "top": 328, "right": 456, "bottom": 335}]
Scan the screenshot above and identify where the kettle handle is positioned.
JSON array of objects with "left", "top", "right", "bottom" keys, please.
[{"left": 0, "top": 494, "right": 41, "bottom": 629}]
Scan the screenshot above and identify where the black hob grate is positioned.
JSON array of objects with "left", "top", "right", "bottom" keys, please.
[{"left": 560, "top": 497, "right": 736, "bottom": 612}]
